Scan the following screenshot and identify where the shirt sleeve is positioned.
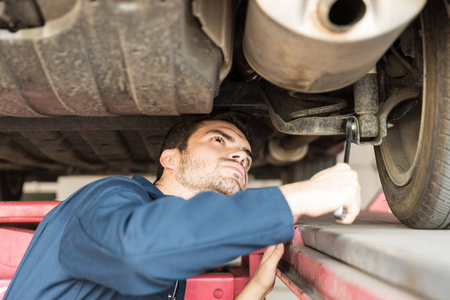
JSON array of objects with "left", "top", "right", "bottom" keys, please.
[{"left": 58, "top": 177, "right": 293, "bottom": 296}]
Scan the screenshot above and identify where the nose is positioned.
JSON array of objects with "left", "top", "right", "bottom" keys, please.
[{"left": 227, "top": 149, "right": 250, "bottom": 169}]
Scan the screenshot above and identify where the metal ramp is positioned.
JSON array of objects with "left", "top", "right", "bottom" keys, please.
[{"left": 279, "top": 211, "right": 448, "bottom": 300}]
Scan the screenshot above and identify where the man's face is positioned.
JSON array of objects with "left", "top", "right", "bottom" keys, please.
[{"left": 174, "top": 120, "right": 253, "bottom": 196}]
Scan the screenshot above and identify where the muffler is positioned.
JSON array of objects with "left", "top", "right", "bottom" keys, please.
[{"left": 243, "top": 0, "right": 427, "bottom": 93}]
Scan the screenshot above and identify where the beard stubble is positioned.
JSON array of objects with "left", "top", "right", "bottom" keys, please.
[{"left": 175, "top": 151, "right": 244, "bottom": 196}]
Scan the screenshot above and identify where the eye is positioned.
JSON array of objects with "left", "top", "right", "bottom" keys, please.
[{"left": 212, "top": 136, "right": 225, "bottom": 144}]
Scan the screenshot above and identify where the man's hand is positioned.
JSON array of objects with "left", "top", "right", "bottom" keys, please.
[
  {"left": 235, "top": 244, "right": 284, "bottom": 300},
  {"left": 279, "top": 163, "right": 361, "bottom": 224}
]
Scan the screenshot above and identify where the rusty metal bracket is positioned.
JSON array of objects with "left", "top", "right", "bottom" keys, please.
[
  {"left": 263, "top": 89, "right": 360, "bottom": 139},
  {"left": 257, "top": 82, "right": 350, "bottom": 136},
  {"left": 263, "top": 85, "right": 419, "bottom": 147},
  {"left": 359, "top": 89, "right": 420, "bottom": 146}
]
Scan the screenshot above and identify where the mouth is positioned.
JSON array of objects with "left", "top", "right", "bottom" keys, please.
[{"left": 224, "top": 163, "right": 245, "bottom": 178}]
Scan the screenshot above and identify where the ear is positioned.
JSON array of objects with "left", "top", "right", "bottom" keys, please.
[{"left": 159, "top": 149, "right": 179, "bottom": 170}]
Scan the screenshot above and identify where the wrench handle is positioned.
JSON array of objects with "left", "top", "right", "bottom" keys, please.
[{"left": 334, "top": 118, "right": 354, "bottom": 220}]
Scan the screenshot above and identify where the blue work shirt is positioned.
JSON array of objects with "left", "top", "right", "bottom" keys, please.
[{"left": 4, "top": 174, "right": 293, "bottom": 299}]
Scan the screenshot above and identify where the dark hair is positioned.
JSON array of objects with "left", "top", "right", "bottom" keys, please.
[{"left": 154, "top": 112, "right": 252, "bottom": 182}]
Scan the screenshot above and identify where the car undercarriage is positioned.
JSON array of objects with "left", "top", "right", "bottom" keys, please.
[{"left": 0, "top": 0, "right": 448, "bottom": 229}]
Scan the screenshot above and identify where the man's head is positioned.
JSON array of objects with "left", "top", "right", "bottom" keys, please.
[{"left": 155, "top": 112, "right": 253, "bottom": 196}]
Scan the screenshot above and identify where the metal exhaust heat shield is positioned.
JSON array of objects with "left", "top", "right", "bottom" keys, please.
[{"left": 243, "top": 0, "right": 427, "bottom": 93}]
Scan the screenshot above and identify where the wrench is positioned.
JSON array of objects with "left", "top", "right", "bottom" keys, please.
[{"left": 333, "top": 118, "right": 355, "bottom": 220}]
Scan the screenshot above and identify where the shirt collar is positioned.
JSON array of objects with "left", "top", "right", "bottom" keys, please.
[{"left": 131, "top": 174, "right": 165, "bottom": 199}]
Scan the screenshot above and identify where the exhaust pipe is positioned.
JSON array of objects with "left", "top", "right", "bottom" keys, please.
[
  {"left": 318, "top": 0, "right": 366, "bottom": 32},
  {"left": 243, "top": 0, "right": 427, "bottom": 93},
  {"left": 266, "top": 135, "right": 319, "bottom": 166}
]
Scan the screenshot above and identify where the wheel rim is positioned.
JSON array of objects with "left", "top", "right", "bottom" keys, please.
[
  {"left": 379, "top": 18, "right": 426, "bottom": 188},
  {"left": 380, "top": 101, "right": 423, "bottom": 187}
]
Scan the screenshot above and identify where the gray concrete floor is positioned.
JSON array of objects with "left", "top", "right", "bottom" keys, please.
[{"left": 267, "top": 278, "right": 298, "bottom": 300}]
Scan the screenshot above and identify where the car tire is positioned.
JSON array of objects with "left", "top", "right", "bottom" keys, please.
[{"left": 374, "top": 0, "right": 450, "bottom": 228}]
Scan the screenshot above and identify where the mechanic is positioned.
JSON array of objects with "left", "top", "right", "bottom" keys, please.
[{"left": 4, "top": 112, "right": 361, "bottom": 300}]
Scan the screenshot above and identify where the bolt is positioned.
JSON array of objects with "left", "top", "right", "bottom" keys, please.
[{"left": 213, "top": 289, "right": 224, "bottom": 299}]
